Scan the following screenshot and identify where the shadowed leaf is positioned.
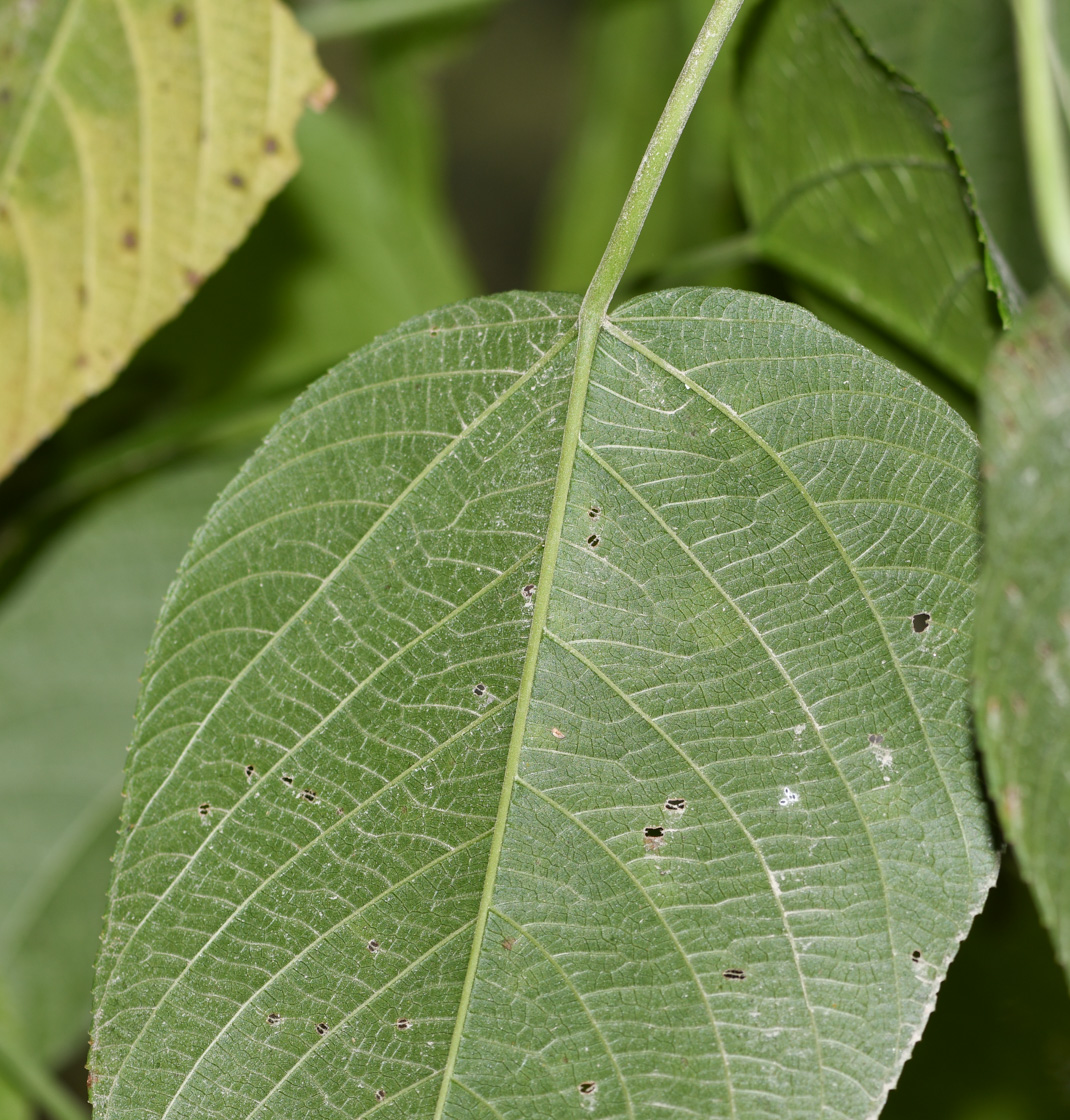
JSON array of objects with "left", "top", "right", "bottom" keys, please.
[
  {"left": 975, "top": 287, "right": 1070, "bottom": 988},
  {"left": 735, "top": 0, "right": 1003, "bottom": 388}
]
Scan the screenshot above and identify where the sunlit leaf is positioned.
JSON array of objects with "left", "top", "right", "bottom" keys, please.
[
  {"left": 0, "top": 0, "right": 329, "bottom": 476},
  {"left": 91, "top": 287, "right": 995, "bottom": 1118}
]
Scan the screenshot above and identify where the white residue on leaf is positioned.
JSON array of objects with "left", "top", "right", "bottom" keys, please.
[{"left": 778, "top": 787, "right": 799, "bottom": 807}]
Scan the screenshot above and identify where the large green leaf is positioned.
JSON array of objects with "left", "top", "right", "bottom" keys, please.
[
  {"left": 838, "top": 0, "right": 1044, "bottom": 295},
  {"left": 975, "top": 288, "right": 1070, "bottom": 984},
  {"left": 0, "top": 451, "right": 249, "bottom": 1068},
  {"left": 91, "top": 288, "right": 995, "bottom": 1117},
  {"left": 735, "top": 0, "right": 1002, "bottom": 388},
  {"left": 0, "top": 0, "right": 329, "bottom": 477}
]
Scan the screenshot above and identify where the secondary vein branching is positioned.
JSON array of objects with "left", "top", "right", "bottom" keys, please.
[{"left": 432, "top": 2, "right": 746, "bottom": 1115}]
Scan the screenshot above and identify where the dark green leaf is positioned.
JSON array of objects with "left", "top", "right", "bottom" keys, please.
[
  {"left": 92, "top": 288, "right": 995, "bottom": 1118},
  {"left": 839, "top": 0, "right": 1045, "bottom": 294},
  {"left": 975, "top": 287, "right": 1070, "bottom": 985},
  {"left": 735, "top": 0, "right": 1003, "bottom": 388}
]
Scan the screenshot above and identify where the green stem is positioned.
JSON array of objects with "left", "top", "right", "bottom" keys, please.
[
  {"left": 0, "top": 1032, "right": 87, "bottom": 1120},
  {"left": 297, "top": 0, "right": 495, "bottom": 41},
  {"left": 431, "top": 2, "right": 746, "bottom": 1115},
  {"left": 1012, "top": 0, "right": 1070, "bottom": 294}
]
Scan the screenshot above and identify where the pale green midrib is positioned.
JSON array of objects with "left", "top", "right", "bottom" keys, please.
[
  {"left": 432, "top": 4, "right": 746, "bottom": 1105},
  {"left": 242, "top": 918, "right": 479, "bottom": 1120},
  {"left": 101, "top": 324, "right": 578, "bottom": 971},
  {"left": 0, "top": 0, "right": 84, "bottom": 198},
  {"left": 100, "top": 550, "right": 538, "bottom": 1084},
  {"left": 488, "top": 909, "right": 636, "bottom": 1120},
  {"left": 155, "top": 828, "right": 497, "bottom": 1120},
  {"left": 756, "top": 155, "right": 957, "bottom": 233},
  {"left": 431, "top": 317, "right": 600, "bottom": 1119},
  {"left": 110, "top": 688, "right": 515, "bottom": 1094}
]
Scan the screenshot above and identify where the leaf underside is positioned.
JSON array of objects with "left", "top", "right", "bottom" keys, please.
[
  {"left": 735, "top": 0, "right": 1002, "bottom": 388},
  {"left": 0, "top": 0, "right": 327, "bottom": 477},
  {"left": 91, "top": 288, "right": 996, "bottom": 1120},
  {"left": 975, "top": 289, "right": 1070, "bottom": 984}
]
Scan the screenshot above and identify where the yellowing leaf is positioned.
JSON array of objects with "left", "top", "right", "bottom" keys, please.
[{"left": 0, "top": 0, "right": 330, "bottom": 477}]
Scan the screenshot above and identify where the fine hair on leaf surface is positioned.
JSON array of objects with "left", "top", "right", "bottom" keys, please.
[{"left": 89, "top": 285, "right": 996, "bottom": 1117}]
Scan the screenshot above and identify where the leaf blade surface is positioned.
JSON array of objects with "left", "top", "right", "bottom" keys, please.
[
  {"left": 975, "top": 288, "right": 1070, "bottom": 983},
  {"left": 0, "top": 0, "right": 327, "bottom": 475},
  {"left": 91, "top": 289, "right": 995, "bottom": 1119},
  {"left": 735, "top": 0, "right": 1003, "bottom": 387}
]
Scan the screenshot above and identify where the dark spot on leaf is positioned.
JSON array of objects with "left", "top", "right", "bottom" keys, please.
[
  {"left": 245, "top": 764, "right": 256, "bottom": 779},
  {"left": 588, "top": 506, "right": 601, "bottom": 519},
  {"left": 911, "top": 950, "right": 921, "bottom": 962},
  {"left": 579, "top": 1082, "right": 597, "bottom": 1095},
  {"left": 263, "top": 135, "right": 279, "bottom": 154},
  {"left": 301, "top": 789, "right": 317, "bottom": 802},
  {"left": 266, "top": 1012, "right": 281, "bottom": 1025},
  {"left": 428, "top": 325, "right": 440, "bottom": 336},
  {"left": 375, "top": 1089, "right": 386, "bottom": 1102},
  {"left": 170, "top": 4, "right": 187, "bottom": 26},
  {"left": 664, "top": 797, "right": 686, "bottom": 812},
  {"left": 522, "top": 583, "right": 536, "bottom": 599},
  {"left": 473, "top": 683, "right": 487, "bottom": 697},
  {"left": 121, "top": 228, "right": 138, "bottom": 250},
  {"left": 501, "top": 936, "right": 516, "bottom": 950},
  {"left": 587, "top": 533, "right": 600, "bottom": 548},
  {"left": 723, "top": 968, "right": 746, "bottom": 981},
  {"left": 198, "top": 802, "right": 210, "bottom": 817},
  {"left": 281, "top": 774, "right": 294, "bottom": 786},
  {"left": 227, "top": 172, "right": 246, "bottom": 189},
  {"left": 551, "top": 727, "right": 565, "bottom": 739},
  {"left": 868, "top": 734, "right": 883, "bottom": 746},
  {"left": 644, "top": 827, "right": 664, "bottom": 839},
  {"left": 396, "top": 1018, "right": 411, "bottom": 1030},
  {"left": 367, "top": 939, "right": 379, "bottom": 953},
  {"left": 184, "top": 268, "right": 204, "bottom": 288},
  {"left": 0, "top": 88, "right": 10, "bottom": 105},
  {"left": 315, "top": 1022, "right": 329, "bottom": 1036},
  {"left": 912, "top": 611, "right": 931, "bottom": 633},
  {"left": 74, "top": 352, "right": 89, "bottom": 368},
  {"left": 77, "top": 283, "right": 87, "bottom": 306}
]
